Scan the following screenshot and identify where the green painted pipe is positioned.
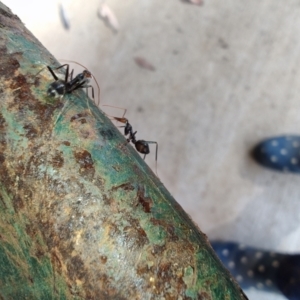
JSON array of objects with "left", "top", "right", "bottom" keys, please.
[{"left": 0, "top": 2, "right": 247, "bottom": 299}]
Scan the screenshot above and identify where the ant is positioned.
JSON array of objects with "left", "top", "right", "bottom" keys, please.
[
  {"left": 47, "top": 64, "right": 96, "bottom": 102},
  {"left": 103, "top": 105, "right": 158, "bottom": 174},
  {"left": 41, "top": 61, "right": 101, "bottom": 125},
  {"left": 35, "top": 60, "right": 100, "bottom": 105}
]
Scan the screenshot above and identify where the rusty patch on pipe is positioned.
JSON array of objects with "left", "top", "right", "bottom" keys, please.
[
  {"left": 111, "top": 182, "right": 134, "bottom": 191},
  {"left": 137, "top": 187, "right": 153, "bottom": 213},
  {"left": 51, "top": 151, "right": 64, "bottom": 168}
]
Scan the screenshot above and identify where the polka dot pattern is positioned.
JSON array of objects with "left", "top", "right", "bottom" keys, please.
[
  {"left": 252, "top": 135, "right": 300, "bottom": 173},
  {"left": 211, "top": 241, "right": 300, "bottom": 300}
]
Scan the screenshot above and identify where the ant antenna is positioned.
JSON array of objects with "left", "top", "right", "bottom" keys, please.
[
  {"left": 58, "top": 59, "right": 101, "bottom": 106},
  {"left": 102, "top": 104, "right": 127, "bottom": 118}
]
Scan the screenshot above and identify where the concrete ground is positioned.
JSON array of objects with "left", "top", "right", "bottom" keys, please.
[{"left": 7, "top": 0, "right": 300, "bottom": 299}]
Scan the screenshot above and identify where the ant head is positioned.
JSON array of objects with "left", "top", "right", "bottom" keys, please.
[{"left": 82, "top": 70, "right": 92, "bottom": 79}]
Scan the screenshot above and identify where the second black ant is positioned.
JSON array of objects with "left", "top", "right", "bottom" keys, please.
[{"left": 104, "top": 105, "right": 158, "bottom": 174}]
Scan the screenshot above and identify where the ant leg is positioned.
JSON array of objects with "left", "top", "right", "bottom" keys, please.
[
  {"left": 85, "top": 85, "right": 94, "bottom": 114},
  {"left": 47, "top": 64, "right": 70, "bottom": 82},
  {"left": 90, "top": 86, "right": 95, "bottom": 99},
  {"left": 52, "top": 64, "right": 69, "bottom": 72},
  {"left": 84, "top": 85, "right": 95, "bottom": 101},
  {"left": 68, "top": 80, "right": 86, "bottom": 93},
  {"left": 72, "top": 83, "right": 94, "bottom": 114},
  {"left": 34, "top": 66, "right": 47, "bottom": 78},
  {"left": 58, "top": 59, "right": 101, "bottom": 105},
  {"left": 64, "top": 64, "right": 69, "bottom": 83},
  {"left": 47, "top": 66, "right": 58, "bottom": 81},
  {"left": 69, "top": 83, "right": 95, "bottom": 114},
  {"left": 68, "top": 82, "right": 94, "bottom": 94},
  {"left": 69, "top": 69, "right": 74, "bottom": 80},
  {"left": 53, "top": 97, "right": 71, "bottom": 127},
  {"left": 53, "top": 64, "right": 70, "bottom": 82},
  {"left": 93, "top": 79, "right": 100, "bottom": 105},
  {"left": 146, "top": 141, "right": 158, "bottom": 175}
]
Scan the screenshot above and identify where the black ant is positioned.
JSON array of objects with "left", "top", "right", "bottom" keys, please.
[
  {"left": 103, "top": 105, "right": 158, "bottom": 174},
  {"left": 35, "top": 60, "right": 100, "bottom": 106},
  {"left": 47, "top": 64, "right": 95, "bottom": 102},
  {"left": 41, "top": 61, "right": 101, "bottom": 125}
]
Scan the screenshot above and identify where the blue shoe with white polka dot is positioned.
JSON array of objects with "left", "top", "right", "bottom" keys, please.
[
  {"left": 252, "top": 135, "right": 300, "bottom": 173},
  {"left": 211, "top": 241, "right": 300, "bottom": 300}
]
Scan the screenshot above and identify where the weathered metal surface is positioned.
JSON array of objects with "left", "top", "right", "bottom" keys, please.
[{"left": 0, "top": 2, "right": 247, "bottom": 299}]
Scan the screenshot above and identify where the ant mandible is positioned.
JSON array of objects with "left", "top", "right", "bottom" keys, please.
[{"left": 103, "top": 105, "right": 158, "bottom": 174}]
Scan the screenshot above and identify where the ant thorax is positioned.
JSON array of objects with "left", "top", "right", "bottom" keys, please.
[
  {"left": 124, "top": 122, "right": 132, "bottom": 136},
  {"left": 68, "top": 71, "right": 91, "bottom": 89}
]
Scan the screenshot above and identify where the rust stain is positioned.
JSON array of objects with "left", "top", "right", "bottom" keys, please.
[
  {"left": 137, "top": 187, "right": 153, "bottom": 213},
  {"left": 12, "top": 194, "right": 24, "bottom": 211},
  {"left": 10, "top": 74, "right": 26, "bottom": 89},
  {"left": 51, "top": 250, "right": 64, "bottom": 275},
  {"left": 100, "top": 255, "right": 107, "bottom": 264},
  {"left": 111, "top": 182, "right": 134, "bottom": 191},
  {"left": 96, "top": 274, "right": 128, "bottom": 300},
  {"left": 151, "top": 244, "right": 166, "bottom": 256},
  {"left": 157, "top": 262, "right": 172, "bottom": 279},
  {"left": 24, "top": 153, "right": 45, "bottom": 177},
  {"left": 123, "top": 217, "right": 149, "bottom": 248},
  {"left": 51, "top": 151, "right": 64, "bottom": 168},
  {"left": 0, "top": 112, "right": 6, "bottom": 129},
  {"left": 0, "top": 49, "right": 59, "bottom": 127},
  {"left": 150, "top": 218, "right": 179, "bottom": 242},
  {"left": 70, "top": 112, "right": 88, "bottom": 123},
  {"left": 23, "top": 123, "right": 38, "bottom": 139},
  {"left": 67, "top": 255, "right": 86, "bottom": 280},
  {"left": 198, "top": 291, "right": 211, "bottom": 299},
  {"left": 61, "top": 141, "right": 71, "bottom": 146},
  {"left": 0, "top": 55, "right": 19, "bottom": 78},
  {"left": 74, "top": 149, "right": 94, "bottom": 170}
]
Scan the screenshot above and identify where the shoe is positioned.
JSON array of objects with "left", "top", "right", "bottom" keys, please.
[{"left": 252, "top": 135, "right": 300, "bottom": 173}]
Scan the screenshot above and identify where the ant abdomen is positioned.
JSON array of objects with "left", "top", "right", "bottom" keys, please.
[
  {"left": 135, "top": 140, "right": 150, "bottom": 155},
  {"left": 47, "top": 80, "right": 66, "bottom": 98}
]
